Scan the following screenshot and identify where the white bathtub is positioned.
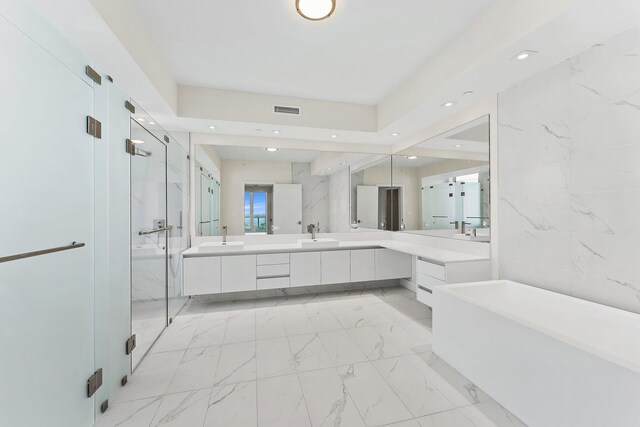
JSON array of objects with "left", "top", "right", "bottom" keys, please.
[{"left": 433, "top": 280, "right": 640, "bottom": 427}]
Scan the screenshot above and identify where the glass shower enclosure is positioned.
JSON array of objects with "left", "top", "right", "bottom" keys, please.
[{"left": 129, "top": 103, "right": 190, "bottom": 369}]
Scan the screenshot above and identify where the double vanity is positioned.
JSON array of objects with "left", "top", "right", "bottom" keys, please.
[{"left": 182, "top": 236, "right": 491, "bottom": 307}]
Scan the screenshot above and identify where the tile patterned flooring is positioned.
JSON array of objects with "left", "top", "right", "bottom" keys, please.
[{"left": 96, "top": 287, "right": 526, "bottom": 427}]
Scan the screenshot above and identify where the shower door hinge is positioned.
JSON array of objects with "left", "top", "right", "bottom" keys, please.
[
  {"left": 85, "top": 65, "right": 101, "bottom": 85},
  {"left": 126, "top": 139, "right": 136, "bottom": 155},
  {"left": 461, "top": 192, "right": 466, "bottom": 197},
  {"left": 163, "top": 135, "right": 170, "bottom": 143},
  {"left": 87, "top": 368, "right": 103, "bottom": 398},
  {"left": 125, "top": 334, "right": 137, "bottom": 355},
  {"left": 125, "top": 100, "right": 136, "bottom": 114},
  {"left": 87, "top": 116, "right": 102, "bottom": 139},
  {"left": 100, "top": 399, "right": 109, "bottom": 413}
]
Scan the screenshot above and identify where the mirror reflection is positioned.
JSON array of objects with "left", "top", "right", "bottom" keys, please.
[
  {"left": 392, "top": 115, "right": 490, "bottom": 241},
  {"left": 195, "top": 145, "right": 389, "bottom": 236},
  {"left": 350, "top": 156, "right": 396, "bottom": 231}
]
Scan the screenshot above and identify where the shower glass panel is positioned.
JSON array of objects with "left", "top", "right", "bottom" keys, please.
[
  {"left": 130, "top": 120, "right": 168, "bottom": 369},
  {"left": 167, "top": 138, "right": 189, "bottom": 320}
]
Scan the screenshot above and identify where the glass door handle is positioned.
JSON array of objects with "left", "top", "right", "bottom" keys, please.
[
  {"left": 138, "top": 226, "right": 172, "bottom": 236},
  {"left": 0, "top": 242, "right": 85, "bottom": 264}
]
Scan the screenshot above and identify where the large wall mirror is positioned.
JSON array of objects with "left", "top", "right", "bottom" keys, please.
[
  {"left": 194, "top": 143, "right": 391, "bottom": 236},
  {"left": 350, "top": 155, "right": 395, "bottom": 232},
  {"left": 392, "top": 115, "right": 490, "bottom": 241}
]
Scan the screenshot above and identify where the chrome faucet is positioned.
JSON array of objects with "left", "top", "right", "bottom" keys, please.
[
  {"left": 307, "top": 224, "right": 317, "bottom": 240},
  {"left": 222, "top": 226, "right": 228, "bottom": 244},
  {"left": 460, "top": 222, "right": 471, "bottom": 235}
]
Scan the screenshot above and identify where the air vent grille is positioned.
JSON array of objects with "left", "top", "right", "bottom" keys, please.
[{"left": 274, "top": 105, "right": 300, "bottom": 115}]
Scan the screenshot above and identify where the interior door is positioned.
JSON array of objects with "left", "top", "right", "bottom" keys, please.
[
  {"left": 273, "top": 184, "right": 302, "bottom": 234},
  {"left": 356, "top": 185, "right": 379, "bottom": 229},
  {"left": 0, "top": 15, "right": 95, "bottom": 427}
]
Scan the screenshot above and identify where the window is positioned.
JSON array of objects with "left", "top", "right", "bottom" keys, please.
[{"left": 244, "top": 186, "right": 271, "bottom": 234}]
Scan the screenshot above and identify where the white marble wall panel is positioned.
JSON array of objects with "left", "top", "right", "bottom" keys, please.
[
  {"left": 329, "top": 168, "right": 351, "bottom": 233},
  {"left": 498, "top": 26, "right": 640, "bottom": 314},
  {"left": 292, "top": 163, "right": 329, "bottom": 233}
]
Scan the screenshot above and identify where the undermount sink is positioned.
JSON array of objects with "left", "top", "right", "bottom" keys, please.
[
  {"left": 199, "top": 241, "right": 245, "bottom": 253},
  {"left": 297, "top": 238, "right": 340, "bottom": 249}
]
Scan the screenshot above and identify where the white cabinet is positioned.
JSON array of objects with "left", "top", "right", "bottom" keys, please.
[
  {"left": 221, "top": 255, "right": 257, "bottom": 292},
  {"left": 322, "top": 251, "right": 351, "bottom": 284},
  {"left": 415, "top": 257, "right": 490, "bottom": 307},
  {"left": 290, "top": 252, "right": 321, "bottom": 287},
  {"left": 183, "top": 256, "right": 221, "bottom": 295},
  {"left": 374, "top": 249, "right": 412, "bottom": 280},
  {"left": 350, "top": 249, "right": 375, "bottom": 282}
]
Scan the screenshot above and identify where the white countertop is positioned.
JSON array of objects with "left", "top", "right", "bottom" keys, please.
[{"left": 182, "top": 239, "right": 488, "bottom": 264}]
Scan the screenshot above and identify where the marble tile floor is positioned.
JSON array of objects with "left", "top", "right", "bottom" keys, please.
[{"left": 97, "top": 286, "right": 525, "bottom": 427}]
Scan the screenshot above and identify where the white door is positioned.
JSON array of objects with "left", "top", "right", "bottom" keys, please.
[
  {"left": 0, "top": 13, "right": 95, "bottom": 427},
  {"left": 356, "top": 186, "right": 379, "bottom": 229},
  {"left": 273, "top": 184, "right": 302, "bottom": 234},
  {"left": 199, "top": 172, "right": 211, "bottom": 235}
]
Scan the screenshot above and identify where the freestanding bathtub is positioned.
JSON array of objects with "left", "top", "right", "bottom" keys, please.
[{"left": 433, "top": 280, "right": 640, "bottom": 427}]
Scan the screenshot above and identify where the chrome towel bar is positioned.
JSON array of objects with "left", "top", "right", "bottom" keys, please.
[
  {"left": 138, "top": 226, "right": 172, "bottom": 236},
  {"left": 0, "top": 242, "right": 85, "bottom": 264}
]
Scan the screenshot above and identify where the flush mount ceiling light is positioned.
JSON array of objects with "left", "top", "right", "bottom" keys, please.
[
  {"left": 513, "top": 50, "right": 537, "bottom": 61},
  {"left": 266, "top": 147, "right": 278, "bottom": 152},
  {"left": 296, "top": 0, "right": 336, "bottom": 21}
]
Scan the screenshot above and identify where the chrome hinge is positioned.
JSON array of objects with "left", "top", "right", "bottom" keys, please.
[
  {"left": 85, "top": 65, "right": 101, "bottom": 85},
  {"left": 100, "top": 400, "right": 109, "bottom": 413},
  {"left": 121, "top": 375, "right": 128, "bottom": 387},
  {"left": 163, "top": 135, "right": 170, "bottom": 143},
  {"left": 125, "top": 334, "right": 137, "bottom": 355},
  {"left": 125, "top": 101, "right": 136, "bottom": 114},
  {"left": 87, "top": 116, "right": 102, "bottom": 139},
  {"left": 461, "top": 192, "right": 466, "bottom": 197},
  {"left": 87, "top": 368, "right": 103, "bottom": 398},
  {"left": 126, "top": 139, "right": 136, "bottom": 156}
]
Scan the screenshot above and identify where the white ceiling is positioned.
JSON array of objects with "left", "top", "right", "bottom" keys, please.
[
  {"left": 130, "top": 0, "right": 493, "bottom": 105},
  {"left": 212, "top": 145, "right": 320, "bottom": 163}
]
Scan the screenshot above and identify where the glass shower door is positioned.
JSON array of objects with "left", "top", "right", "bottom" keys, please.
[{"left": 130, "top": 120, "right": 168, "bottom": 369}]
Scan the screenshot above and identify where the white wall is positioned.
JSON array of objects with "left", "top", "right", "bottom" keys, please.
[
  {"left": 498, "top": 25, "right": 640, "bottom": 314},
  {"left": 220, "top": 159, "right": 292, "bottom": 235}
]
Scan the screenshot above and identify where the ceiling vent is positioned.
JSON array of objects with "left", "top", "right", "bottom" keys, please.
[{"left": 274, "top": 105, "right": 300, "bottom": 115}]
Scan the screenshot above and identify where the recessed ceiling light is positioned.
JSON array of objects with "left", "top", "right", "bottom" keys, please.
[
  {"left": 407, "top": 155, "right": 418, "bottom": 160},
  {"left": 209, "top": 125, "right": 216, "bottom": 130},
  {"left": 331, "top": 134, "right": 338, "bottom": 138},
  {"left": 273, "top": 130, "right": 280, "bottom": 134},
  {"left": 296, "top": 0, "right": 336, "bottom": 21},
  {"left": 149, "top": 121, "right": 155, "bottom": 125},
  {"left": 131, "top": 139, "right": 145, "bottom": 144},
  {"left": 462, "top": 91, "right": 474, "bottom": 96},
  {"left": 391, "top": 133, "right": 399, "bottom": 137},
  {"left": 442, "top": 101, "right": 455, "bottom": 108},
  {"left": 455, "top": 144, "right": 462, "bottom": 148},
  {"left": 513, "top": 50, "right": 537, "bottom": 61},
  {"left": 266, "top": 147, "right": 278, "bottom": 152}
]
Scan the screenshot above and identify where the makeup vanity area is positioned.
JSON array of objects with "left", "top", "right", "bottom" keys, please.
[{"left": 183, "top": 116, "right": 492, "bottom": 306}]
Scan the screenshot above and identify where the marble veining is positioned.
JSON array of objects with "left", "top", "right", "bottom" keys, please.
[
  {"left": 97, "top": 287, "right": 523, "bottom": 427},
  {"left": 499, "top": 25, "right": 640, "bottom": 314}
]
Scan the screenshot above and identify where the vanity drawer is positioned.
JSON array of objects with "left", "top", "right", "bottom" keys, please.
[
  {"left": 416, "top": 259, "right": 446, "bottom": 281},
  {"left": 417, "top": 273, "right": 445, "bottom": 291},
  {"left": 257, "top": 277, "right": 290, "bottom": 290},
  {"left": 417, "top": 285, "right": 433, "bottom": 307},
  {"left": 257, "top": 263, "right": 290, "bottom": 278},
  {"left": 257, "top": 253, "right": 290, "bottom": 265}
]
